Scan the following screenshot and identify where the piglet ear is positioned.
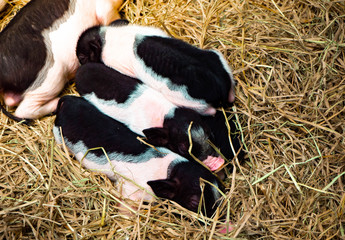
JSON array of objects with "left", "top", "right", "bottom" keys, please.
[
  {"left": 143, "top": 127, "right": 169, "bottom": 146},
  {"left": 89, "top": 39, "right": 102, "bottom": 62},
  {"left": 147, "top": 179, "right": 177, "bottom": 199}
]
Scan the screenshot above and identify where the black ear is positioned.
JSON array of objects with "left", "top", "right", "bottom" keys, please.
[
  {"left": 89, "top": 38, "right": 102, "bottom": 62},
  {"left": 147, "top": 179, "right": 177, "bottom": 200},
  {"left": 143, "top": 127, "right": 169, "bottom": 146}
]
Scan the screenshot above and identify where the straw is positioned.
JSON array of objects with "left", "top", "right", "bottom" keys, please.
[{"left": 1, "top": 0, "right": 344, "bottom": 239}]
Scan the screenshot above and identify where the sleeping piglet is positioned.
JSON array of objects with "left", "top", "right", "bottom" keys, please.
[
  {"left": 76, "top": 19, "right": 236, "bottom": 115},
  {"left": 75, "top": 63, "right": 224, "bottom": 171},
  {"left": 53, "top": 95, "right": 223, "bottom": 217},
  {"left": 0, "top": 0, "right": 122, "bottom": 121}
]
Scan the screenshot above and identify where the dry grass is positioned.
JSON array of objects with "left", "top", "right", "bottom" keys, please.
[{"left": 1, "top": 0, "right": 345, "bottom": 239}]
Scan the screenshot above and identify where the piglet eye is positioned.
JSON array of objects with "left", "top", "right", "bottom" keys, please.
[
  {"left": 178, "top": 143, "right": 188, "bottom": 155},
  {"left": 186, "top": 194, "right": 200, "bottom": 211}
]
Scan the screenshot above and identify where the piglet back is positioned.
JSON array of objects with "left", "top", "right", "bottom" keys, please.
[
  {"left": 0, "top": 0, "right": 70, "bottom": 92},
  {"left": 134, "top": 36, "right": 232, "bottom": 107},
  {"left": 75, "top": 63, "right": 139, "bottom": 102},
  {"left": 54, "top": 95, "right": 148, "bottom": 157}
]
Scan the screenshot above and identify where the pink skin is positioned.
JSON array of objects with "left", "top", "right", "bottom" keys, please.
[
  {"left": 218, "top": 221, "right": 234, "bottom": 234},
  {"left": 4, "top": 92, "right": 23, "bottom": 107},
  {"left": 84, "top": 86, "right": 173, "bottom": 135},
  {"left": 203, "top": 156, "right": 225, "bottom": 171},
  {"left": 204, "top": 106, "right": 217, "bottom": 115},
  {"left": 228, "top": 88, "right": 236, "bottom": 103}
]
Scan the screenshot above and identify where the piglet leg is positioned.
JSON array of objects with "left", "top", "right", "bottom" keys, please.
[
  {"left": 14, "top": 64, "right": 66, "bottom": 119},
  {"left": 15, "top": 96, "right": 60, "bottom": 119}
]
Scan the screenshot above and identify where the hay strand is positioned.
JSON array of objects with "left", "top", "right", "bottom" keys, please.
[{"left": 1, "top": 0, "right": 344, "bottom": 239}]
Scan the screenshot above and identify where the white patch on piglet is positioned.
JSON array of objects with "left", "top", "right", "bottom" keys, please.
[
  {"left": 101, "top": 25, "right": 168, "bottom": 78},
  {"left": 83, "top": 84, "right": 176, "bottom": 135}
]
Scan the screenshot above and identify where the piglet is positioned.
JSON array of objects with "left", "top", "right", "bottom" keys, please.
[
  {"left": 76, "top": 19, "right": 236, "bottom": 115},
  {"left": 75, "top": 63, "right": 224, "bottom": 171},
  {"left": 0, "top": 0, "right": 122, "bottom": 121},
  {"left": 53, "top": 95, "right": 223, "bottom": 217}
]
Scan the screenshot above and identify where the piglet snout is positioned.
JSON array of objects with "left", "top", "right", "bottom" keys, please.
[
  {"left": 228, "top": 88, "right": 236, "bottom": 103},
  {"left": 203, "top": 156, "right": 225, "bottom": 171},
  {"left": 218, "top": 221, "right": 234, "bottom": 234}
]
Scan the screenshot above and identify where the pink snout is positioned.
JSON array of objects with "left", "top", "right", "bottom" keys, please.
[
  {"left": 203, "top": 156, "right": 225, "bottom": 171},
  {"left": 218, "top": 221, "right": 234, "bottom": 234},
  {"left": 228, "top": 88, "right": 236, "bottom": 103}
]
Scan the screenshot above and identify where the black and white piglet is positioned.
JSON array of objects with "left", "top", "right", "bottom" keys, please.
[
  {"left": 76, "top": 20, "right": 236, "bottom": 115},
  {"left": 53, "top": 95, "right": 223, "bottom": 217},
  {"left": 75, "top": 63, "right": 224, "bottom": 171},
  {"left": 0, "top": 0, "right": 122, "bottom": 121}
]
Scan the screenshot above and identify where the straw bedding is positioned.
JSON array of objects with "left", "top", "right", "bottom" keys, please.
[{"left": 0, "top": 0, "right": 344, "bottom": 239}]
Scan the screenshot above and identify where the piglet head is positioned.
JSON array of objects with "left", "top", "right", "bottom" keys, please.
[
  {"left": 143, "top": 126, "right": 187, "bottom": 156},
  {"left": 143, "top": 108, "right": 225, "bottom": 172},
  {"left": 77, "top": 26, "right": 103, "bottom": 65},
  {"left": 147, "top": 160, "right": 223, "bottom": 217}
]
